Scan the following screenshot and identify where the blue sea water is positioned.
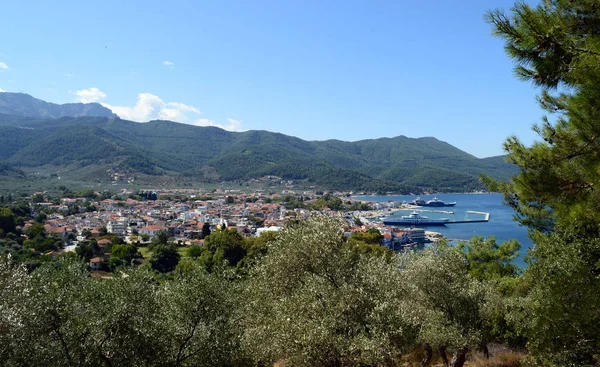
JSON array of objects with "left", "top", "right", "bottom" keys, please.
[{"left": 353, "top": 193, "right": 532, "bottom": 267}]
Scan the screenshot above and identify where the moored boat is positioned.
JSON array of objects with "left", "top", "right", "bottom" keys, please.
[
  {"left": 383, "top": 211, "right": 449, "bottom": 226},
  {"left": 409, "top": 196, "right": 456, "bottom": 207}
]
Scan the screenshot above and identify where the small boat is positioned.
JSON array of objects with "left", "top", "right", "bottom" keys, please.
[{"left": 408, "top": 197, "right": 426, "bottom": 206}]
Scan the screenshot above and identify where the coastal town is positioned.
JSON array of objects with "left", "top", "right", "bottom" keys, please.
[{"left": 22, "top": 183, "right": 442, "bottom": 271}]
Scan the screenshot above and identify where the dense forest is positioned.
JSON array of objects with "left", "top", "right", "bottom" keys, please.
[
  {"left": 0, "top": 114, "right": 515, "bottom": 193},
  {"left": 2, "top": 1, "right": 600, "bottom": 366}
]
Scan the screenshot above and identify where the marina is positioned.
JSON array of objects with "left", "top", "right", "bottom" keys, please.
[{"left": 353, "top": 193, "right": 532, "bottom": 267}]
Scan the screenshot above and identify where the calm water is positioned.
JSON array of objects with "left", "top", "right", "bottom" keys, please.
[{"left": 353, "top": 193, "right": 532, "bottom": 267}]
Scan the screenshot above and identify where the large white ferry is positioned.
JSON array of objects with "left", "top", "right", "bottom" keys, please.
[{"left": 383, "top": 211, "right": 449, "bottom": 226}]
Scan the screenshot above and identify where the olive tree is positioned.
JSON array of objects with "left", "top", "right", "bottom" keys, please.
[
  {"left": 399, "top": 246, "right": 504, "bottom": 367},
  {"left": 156, "top": 268, "right": 246, "bottom": 366},
  {"left": 0, "top": 254, "right": 30, "bottom": 363},
  {"left": 242, "top": 216, "right": 416, "bottom": 367},
  {"left": 4, "top": 259, "right": 162, "bottom": 366}
]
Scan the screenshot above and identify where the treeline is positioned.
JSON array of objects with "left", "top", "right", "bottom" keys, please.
[{"left": 1, "top": 217, "right": 524, "bottom": 367}]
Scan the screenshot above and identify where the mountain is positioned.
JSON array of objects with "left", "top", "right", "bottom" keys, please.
[
  {"left": 0, "top": 114, "right": 517, "bottom": 193},
  {"left": 0, "top": 92, "right": 117, "bottom": 118}
]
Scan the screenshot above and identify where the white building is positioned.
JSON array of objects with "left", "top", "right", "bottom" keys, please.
[
  {"left": 256, "top": 226, "right": 281, "bottom": 236},
  {"left": 107, "top": 220, "right": 127, "bottom": 235}
]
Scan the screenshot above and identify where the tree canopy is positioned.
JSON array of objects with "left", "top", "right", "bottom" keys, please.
[{"left": 487, "top": 1, "right": 600, "bottom": 365}]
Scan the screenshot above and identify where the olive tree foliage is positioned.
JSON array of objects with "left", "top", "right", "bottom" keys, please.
[
  {"left": 399, "top": 246, "right": 504, "bottom": 367},
  {"left": 4, "top": 259, "right": 162, "bottom": 366},
  {"left": 156, "top": 268, "right": 245, "bottom": 367},
  {"left": 0, "top": 254, "right": 30, "bottom": 363},
  {"left": 505, "top": 228, "right": 600, "bottom": 367},
  {"left": 242, "top": 215, "right": 417, "bottom": 367},
  {"left": 1, "top": 258, "right": 244, "bottom": 367},
  {"left": 487, "top": 1, "right": 600, "bottom": 365}
]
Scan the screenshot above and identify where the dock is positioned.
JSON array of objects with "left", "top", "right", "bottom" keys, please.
[{"left": 445, "top": 210, "right": 490, "bottom": 224}]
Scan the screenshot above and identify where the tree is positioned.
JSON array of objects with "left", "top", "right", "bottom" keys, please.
[
  {"left": 487, "top": 1, "right": 600, "bottom": 365},
  {"left": 109, "top": 244, "right": 139, "bottom": 269},
  {"left": 35, "top": 212, "right": 47, "bottom": 223},
  {"left": 81, "top": 229, "right": 92, "bottom": 239},
  {"left": 0, "top": 208, "right": 16, "bottom": 234},
  {"left": 486, "top": 0, "right": 600, "bottom": 233},
  {"left": 4, "top": 259, "right": 163, "bottom": 366},
  {"left": 201, "top": 222, "right": 211, "bottom": 239},
  {"left": 458, "top": 236, "right": 521, "bottom": 291},
  {"left": 186, "top": 245, "right": 203, "bottom": 259},
  {"left": 239, "top": 230, "right": 279, "bottom": 268},
  {"left": 157, "top": 267, "right": 244, "bottom": 366},
  {"left": 75, "top": 242, "right": 95, "bottom": 262},
  {"left": 202, "top": 229, "right": 246, "bottom": 269},
  {"left": 0, "top": 254, "right": 30, "bottom": 362},
  {"left": 150, "top": 244, "right": 180, "bottom": 273},
  {"left": 400, "top": 246, "right": 504, "bottom": 367},
  {"left": 31, "top": 193, "right": 44, "bottom": 203},
  {"left": 349, "top": 227, "right": 384, "bottom": 245},
  {"left": 25, "top": 222, "right": 45, "bottom": 239},
  {"left": 152, "top": 229, "right": 170, "bottom": 247},
  {"left": 97, "top": 226, "right": 108, "bottom": 236},
  {"left": 242, "top": 216, "right": 415, "bottom": 366}
]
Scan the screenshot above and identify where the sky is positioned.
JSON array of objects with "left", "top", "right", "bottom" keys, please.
[{"left": 0, "top": 0, "right": 543, "bottom": 158}]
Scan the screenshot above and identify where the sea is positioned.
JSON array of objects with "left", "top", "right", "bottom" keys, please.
[{"left": 353, "top": 193, "right": 532, "bottom": 267}]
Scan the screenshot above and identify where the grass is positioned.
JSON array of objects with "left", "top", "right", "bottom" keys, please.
[
  {"left": 138, "top": 247, "right": 151, "bottom": 259},
  {"left": 398, "top": 347, "right": 526, "bottom": 367},
  {"left": 136, "top": 246, "right": 189, "bottom": 261},
  {"left": 177, "top": 247, "right": 189, "bottom": 258}
]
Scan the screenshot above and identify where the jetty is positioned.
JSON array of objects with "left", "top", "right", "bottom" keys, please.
[{"left": 444, "top": 210, "right": 490, "bottom": 224}]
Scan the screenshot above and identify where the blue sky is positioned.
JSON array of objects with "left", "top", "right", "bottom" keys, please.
[{"left": 0, "top": 0, "right": 542, "bottom": 158}]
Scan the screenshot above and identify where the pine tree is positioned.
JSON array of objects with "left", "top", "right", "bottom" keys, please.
[{"left": 487, "top": 2, "right": 600, "bottom": 365}]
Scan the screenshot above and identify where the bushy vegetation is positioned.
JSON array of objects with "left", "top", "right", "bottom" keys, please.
[{"left": 1, "top": 217, "right": 519, "bottom": 367}]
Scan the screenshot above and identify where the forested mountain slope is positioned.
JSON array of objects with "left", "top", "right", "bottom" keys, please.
[{"left": 0, "top": 114, "right": 516, "bottom": 192}]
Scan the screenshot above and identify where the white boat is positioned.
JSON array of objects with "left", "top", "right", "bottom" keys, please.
[{"left": 383, "top": 211, "right": 449, "bottom": 226}]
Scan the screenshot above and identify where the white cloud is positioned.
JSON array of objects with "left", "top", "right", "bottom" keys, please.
[
  {"left": 64, "top": 73, "right": 74, "bottom": 77},
  {"left": 225, "top": 118, "right": 243, "bottom": 131},
  {"left": 84, "top": 90, "right": 243, "bottom": 131},
  {"left": 192, "top": 117, "right": 244, "bottom": 132},
  {"left": 0, "top": 62, "right": 8, "bottom": 70},
  {"left": 74, "top": 87, "right": 106, "bottom": 103},
  {"left": 0, "top": 87, "right": 5, "bottom": 92},
  {"left": 162, "top": 61, "right": 174, "bottom": 69},
  {"left": 102, "top": 93, "right": 203, "bottom": 124}
]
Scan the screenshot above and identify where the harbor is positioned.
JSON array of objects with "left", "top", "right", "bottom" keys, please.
[{"left": 353, "top": 193, "right": 532, "bottom": 267}]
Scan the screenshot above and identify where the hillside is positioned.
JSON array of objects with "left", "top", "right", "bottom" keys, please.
[
  {"left": 0, "top": 114, "right": 516, "bottom": 192},
  {"left": 0, "top": 92, "right": 117, "bottom": 118}
]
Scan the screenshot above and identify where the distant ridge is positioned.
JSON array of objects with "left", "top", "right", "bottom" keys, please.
[
  {"left": 0, "top": 114, "right": 516, "bottom": 192},
  {"left": 0, "top": 92, "right": 117, "bottom": 118}
]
